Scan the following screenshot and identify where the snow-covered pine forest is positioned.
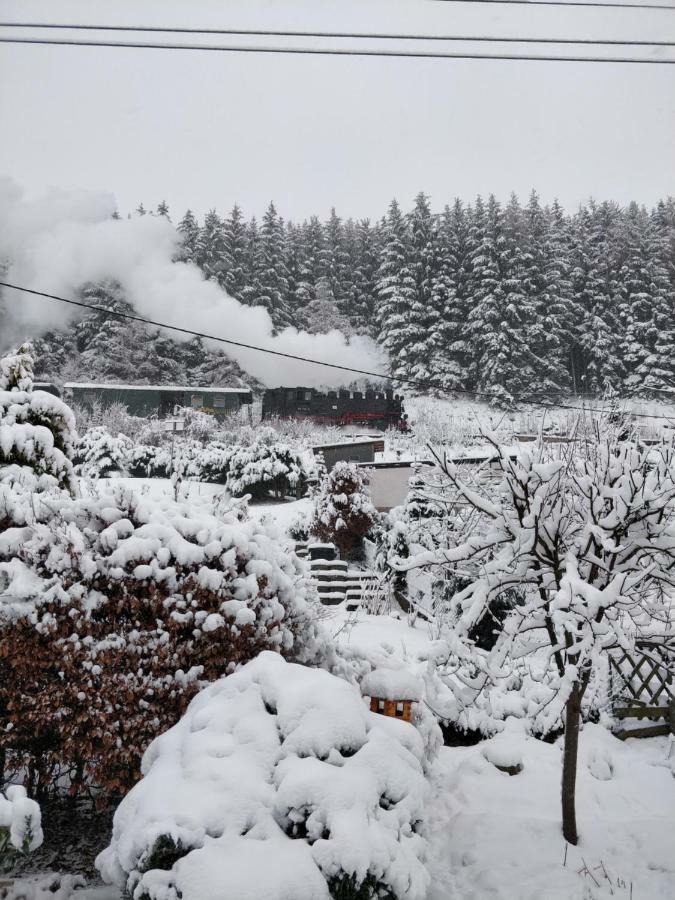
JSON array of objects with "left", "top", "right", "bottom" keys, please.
[{"left": 109, "top": 193, "right": 675, "bottom": 402}]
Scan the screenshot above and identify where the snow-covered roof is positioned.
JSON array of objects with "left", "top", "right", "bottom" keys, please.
[
  {"left": 446, "top": 446, "right": 520, "bottom": 463},
  {"left": 63, "top": 382, "right": 251, "bottom": 394},
  {"left": 313, "top": 438, "right": 384, "bottom": 451},
  {"left": 361, "top": 667, "right": 423, "bottom": 701}
]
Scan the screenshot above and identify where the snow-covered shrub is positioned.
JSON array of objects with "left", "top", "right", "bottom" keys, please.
[
  {"left": 0, "top": 785, "right": 43, "bottom": 867},
  {"left": 0, "top": 487, "right": 328, "bottom": 798},
  {"left": 0, "top": 343, "right": 77, "bottom": 493},
  {"left": 192, "top": 440, "right": 232, "bottom": 484},
  {"left": 174, "top": 406, "right": 219, "bottom": 444},
  {"left": 73, "top": 426, "right": 131, "bottom": 478},
  {"left": 226, "top": 440, "right": 310, "bottom": 499},
  {"left": 72, "top": 399, "right": 147, "bottom": 442},
  {"left": 289, "top": 511, "right": 310, "bottom": 541},
  {"left": 127, "top": 443, "right": 172, "bottom": 478},
  {"left": 311, "top": 462, "right": 377, "bottom": 559},
  {"left": 97, "top": 652, "right": 431, "bottom": 900}
]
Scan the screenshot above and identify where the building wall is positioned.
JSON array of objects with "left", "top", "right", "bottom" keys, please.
[
  {"left": 361, "top": 464, "right": 414, "bottom": 512},
  {"left": 315, "top": 442, "right": 376, "bottom": 471}
]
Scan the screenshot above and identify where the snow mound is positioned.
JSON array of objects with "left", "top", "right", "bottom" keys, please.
[
  {"left": 97, "top": 651, "right": 431, "bottom": 900},
  {"left": 481, "top": 718, "right": 527, "bottom": 771},
  {"left": 0, "top": 784, "right": 43, "bottom": 853}
]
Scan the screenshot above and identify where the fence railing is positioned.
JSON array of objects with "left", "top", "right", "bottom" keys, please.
[{"left": 609, "top": 635, "right": 675, "bottom": 738}]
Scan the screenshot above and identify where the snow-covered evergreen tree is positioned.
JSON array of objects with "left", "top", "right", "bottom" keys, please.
[
  {"left": 197, "top": 209, "right": 227, "bottom": 285},
  {"left": 177, "top": 209, "right": 200, "bottom": 264},
  {"left": 310, "top": 461, "right": 377, "bottom": 559},
  {"left": 257, "top": 202, "right": 292, "bottom": 328},
  {"left": 0, "top": 343, "right": 77, "bottom": 492},
  {"left": 376, "top": 200, "right": 417, "bottom": 384},
  {"left": 222, "top": 203, "right": 248, "bottom": 300}
]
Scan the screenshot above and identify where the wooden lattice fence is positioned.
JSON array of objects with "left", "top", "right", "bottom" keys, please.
[{"left": 609, "top": 635, "right": 675, "bottom": 738}]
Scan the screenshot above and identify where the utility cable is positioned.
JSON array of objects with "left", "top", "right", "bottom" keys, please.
[
  {"left": 1, "top": 280, "right": 674, "bottom": 422},
  {"left": 0, "top": 35, "right": 672, "bottom": 63},
  {"left": 428, "top": 0, "right": 675, "bottom": 10},
  {"left": 0, "top": 22, "right": 673, "bottom": 47}
]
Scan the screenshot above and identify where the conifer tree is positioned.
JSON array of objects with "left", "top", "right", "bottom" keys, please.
[
  {"left": 376, "top": 200, "right": 417, "bottom": 384},
  {"left": 197, "top": 209, "right": 227, "bottom": 285},
  {"left": 257, "top": 203, "right": 292, "bottom": 329},
  {"left": 222, "top": 204, "right": 248, "bottom": 300},
  {"left": 466, "top": 195, "right": 528, "bottom": 403},
  {"left": 177, "top": 209, "right": 200, "bottom": 265},
  {"left": 434, "top": 201, "right": 471, "bottom": 391},
  {"left": 406, "top": 192, "right": 443, "bottom": 384}
]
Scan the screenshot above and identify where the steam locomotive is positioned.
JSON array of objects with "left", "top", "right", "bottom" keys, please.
[{"left": 262, "top": 387, "right": 407, "bottom": 430}]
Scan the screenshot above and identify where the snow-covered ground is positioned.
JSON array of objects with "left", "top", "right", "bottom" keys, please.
[
  {"left": 426, "top": 729, "right": 675, "bottom": 900},
  {"left": 12, "top": 729, "right": 674, "bottom": 900}
]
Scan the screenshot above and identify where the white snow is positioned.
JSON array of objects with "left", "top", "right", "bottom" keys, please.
[
  {"left": 96, "top": 651, "right": 430, "bottom": 900},
  {"left": 361, "top": 667, "right": 423, "bottom": 702},
  {"left": 0, "top": 784, "right": 43, "bottom": 853},
  {"left": 425, "top": 726, "right": 675, "bottom": 900}
]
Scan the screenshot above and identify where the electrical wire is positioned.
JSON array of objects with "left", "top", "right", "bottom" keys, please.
[
  {"left": 0, "top": 21, "right": 673, "bottom": 47},
  {"left": 0, "top": 35, "right": 673, "bottom": 63},
  {"left": 429, "top": 0, "right": 675, "bottom": 9},
  {"left": 2, "top": 280, "right": 674, "bottom": 422}
]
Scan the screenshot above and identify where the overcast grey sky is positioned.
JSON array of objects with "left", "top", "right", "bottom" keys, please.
[{"left": 1, "top": 0, "right": 674, "bottom": 221}]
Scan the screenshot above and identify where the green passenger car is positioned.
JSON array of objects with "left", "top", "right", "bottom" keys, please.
[{"left": 64, "top": 382, "right": 253, "bottom": 419}]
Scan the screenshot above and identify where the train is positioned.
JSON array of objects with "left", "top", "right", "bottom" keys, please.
[
  {"left": 261, "top": 386, "right": 407, "bottom": 430},
  {"left": 29, "top": 381, "right": 407, "bottom": 430}
]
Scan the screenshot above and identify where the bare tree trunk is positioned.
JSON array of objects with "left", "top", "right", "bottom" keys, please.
[{"left": 562, "top": 681, "right": 582, "bottom": 845}]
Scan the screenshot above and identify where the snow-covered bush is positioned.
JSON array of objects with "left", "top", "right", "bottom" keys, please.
[
  {"left": 174, "top": 406, "right": 219, "bottom": 444},
  {"left": 97, "top": 652, "right": 431, "bottom": 900},
  {"left": 192, "top": 440, "right": 232, "bottom": 484},
  {"left": 0, "top": 343, "right": 77, "bottom": 493},
  {"left": 0, "top": 487, "right": 329, "bottom": 798},
  {"left": 311, "top": 462, "right": 377, "bottom": 559},
  {"left": 226, "top": 440, "right": 310, "bottom": 499},
  {"left": 289, "top": 511, "right": 310, "bottom": 541},
  {"left": 0, "top": 785, "right": 43, "bottom": 867},
  {"left": 73, "top": 426, "right": 131, "bottom": 478},
  {"left": 72, "top": 399, "right": 147, "bottom": 442},
  {"left": 127, "top": 443, "right": 172, "bottom": 478}
]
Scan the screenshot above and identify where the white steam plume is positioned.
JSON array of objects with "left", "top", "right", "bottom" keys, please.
[{"left": 0, "top": 176, "right": 387, "bottom": 387}]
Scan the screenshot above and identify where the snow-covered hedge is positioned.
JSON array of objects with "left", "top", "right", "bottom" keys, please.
[
  {"left": 97, "top": 652, "right": 431, "bottom": 900},
  {"left": 0, "top": 487, "right": 329, "bottom": 797}
]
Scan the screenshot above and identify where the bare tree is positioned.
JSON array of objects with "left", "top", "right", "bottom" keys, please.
[{"left": 397, "top": 425, "right": 675, "bottom": 844}]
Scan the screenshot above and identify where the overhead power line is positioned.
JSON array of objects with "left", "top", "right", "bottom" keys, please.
[
  {"left": 0, "top": 21, "right": 673, "bottom": 47},
  {"left": 0, "top": 35, "right": 673, "bottom": 63},
  {"left": 1, "top": 280, "right": 674, "bottom": 422},
  {"left": 429, "top": 0, "right": 675, "bottom": 9}
]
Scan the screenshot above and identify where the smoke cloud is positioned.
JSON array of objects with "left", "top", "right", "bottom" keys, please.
[{"left": 0, "top": 176, "right": 387, "bottom": 388}]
